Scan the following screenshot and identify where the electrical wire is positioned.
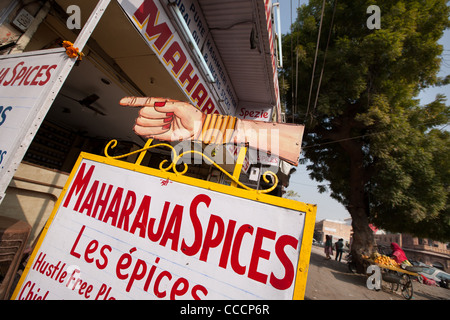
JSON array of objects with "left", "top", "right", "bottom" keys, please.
[
  {"left": 305, "top": 0, "right": 327, "bottom": 123},
  {"left": 311, "top": 0, "right": 338, "bottom": 117},
  {"left": 294, "top": 0, "right": 301, "bottom": 122},
  {"left": 302, "top": 118, "right": 449, "bottom": 150},
  {"left": 291, "top": 0, "right": 294, "bottom": 122}
]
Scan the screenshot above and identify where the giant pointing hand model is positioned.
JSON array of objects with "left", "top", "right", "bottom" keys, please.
[{"left": 121, "top": 97, "right": 304, "bottom": 166}]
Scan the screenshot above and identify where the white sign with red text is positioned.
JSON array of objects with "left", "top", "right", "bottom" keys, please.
[
  {"left": 13, "top": 155, "right": 306, "bottom": 300},
  {"left": 0, "top": 48, "right": 69, "bottom": 200},
  {"left": 236, "top": 106, "right": 273, "bottom": 122}
]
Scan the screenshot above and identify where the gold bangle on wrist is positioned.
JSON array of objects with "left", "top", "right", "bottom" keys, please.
[{"left": 200, "top": 114, "right": 237, "bottom": 144}]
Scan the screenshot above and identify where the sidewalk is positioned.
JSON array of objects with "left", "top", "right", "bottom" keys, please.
[{"left": 305, "top": 245, "right": 450, "bottom": 300}]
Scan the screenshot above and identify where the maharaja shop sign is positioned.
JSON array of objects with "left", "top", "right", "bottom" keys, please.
[
  {"left": 118, "top": 0, "right": 238, "bottom": 116},
  {"left": 12, "top": 153, "right": 316, "bottom": 300}
]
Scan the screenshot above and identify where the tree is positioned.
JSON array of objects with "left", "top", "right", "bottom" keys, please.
[{"left": 282, "top": 0, "right": 450, "bottom": 271}]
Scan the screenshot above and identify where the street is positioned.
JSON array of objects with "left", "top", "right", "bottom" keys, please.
[{"left": 305, "top": 245, "right": 450, "bottom": 300}]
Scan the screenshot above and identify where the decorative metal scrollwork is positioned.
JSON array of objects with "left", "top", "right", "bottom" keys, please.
[{"left": 104, "top": 139, "right": 278, "bottom": 194}]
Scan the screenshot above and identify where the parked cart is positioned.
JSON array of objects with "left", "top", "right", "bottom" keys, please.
[{"left": 363, "top": 256, "right": 422, "bottom": 300}]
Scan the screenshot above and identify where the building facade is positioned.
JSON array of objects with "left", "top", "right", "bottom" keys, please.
[
  {"left": 375, "top": 233, "right": 450, "bottom": 273},
  {"left": 0, "top": 0, "right": 293, "bottom": 247},
  {"left": 313, "top": 219, "right": 352, "bottom": 247},
  {"left": 314, "top": 219, "right": 450, "bottom": 273}
]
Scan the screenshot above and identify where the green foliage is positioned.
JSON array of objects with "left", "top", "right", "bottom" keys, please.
[{"left": 283, "top": 0, "right": 450, "bottom": 241}]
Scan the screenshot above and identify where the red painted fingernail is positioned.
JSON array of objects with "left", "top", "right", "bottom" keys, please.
[
  {"left": 163, "top": 123, "right": 171, "bottom": 130},
  {"left": 155, "top": 101, "right": 166, "bottom": 107},
  {"left": 164, "top": 117, "right": 172, "bottom": 123},
  {"left": 166, "top": 112, "right": 174, "bottom": 116}
]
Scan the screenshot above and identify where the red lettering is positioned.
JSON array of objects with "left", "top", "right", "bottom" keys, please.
[
  {"left": 10, "top": 65, "right": 28, "bottom": 86},
  {"left": 163, "top": 41, "right": 187, "bottom": 75},
  {"left": 147, "top": 201, "right": 170, "bottom": 242},
  {"left": 143, "top": 257, "right": 159, "bottom": 291},
  {"left": 126, "top": 259, "right": 147, "bottom": 292},
  {"left": 191, "top": 284, "right": 208, "bottom": 300},
  {"left": 61, "top": 164, "right": 300, "bottom": 293},
  {"left": 153, "top": 271, "right": 171, "bottom": 298},
  {"left": 70, "top": 225, "right": 86, "bottom": 259},
  {"left": 130, "top": 195, "right": 151, "bottom": 238},
  {"left": 170, "top": 277, "right": 189, "bottom": 300},
  {"left": 23, "top": 66, "right": 39, "bottom": 85},
  {"left": 97, "top": 244, "right": 112, "bottom": 270},
  {"left": 270, "top": 235, "right": 298, "bottom": 290},
  {"left": 116, "top": 248, "right": 134, "bottom": 280},
  {"left": 117, "top": 190, "right": 136, "bottom": 231},
  {"left": 133, "top": 0, "right": 173, "bottom": 51},
  {"left": 18, "top": 66, "right": 34, "bottom": 86},
  {"left": 18, "top": 281, "right": 31, "bottom": 299},
  {"left": 63, "top": 163, "right": 95, "bottom": 210},
  {"left": 18, "top": 281, "right": 48, "bottom": 300},
  {"left": 66, "top": 268, "right": 81, "bottom": 289},
  {"left": 200, "top": 97, "right": 216, "bottom": 114},
  {"left": 95, "top": 283, "right": 115, "bottom": 300},
  {"left": 179, "top": 63, "right": 199, "bottom": 93},
  {"left": 0, "top": 67, "right": 10, "bottom": 85},
  {"left": 30, "top": 65, "right": 49, "bottom": 86},
  {"left": 102, "top": 187, "right": 124, "bottom": 226},
  {"left": 3, "top": 62, "right": 24, "bottom": 86},
  {"left": 181, "top": 194, "right": 211, "bottom": 256},
  {"left": 84, "top": 240, "right": 99, "bottom": 263},
  {"left": 199, "top": 214, "right": 224, "bottom": 262},
  {"left": 159, "top": 204, "right": 183, "bottom": 251},
  {"left": 230, "top": 224, "right": 253, "bottom": 275},
  {"left": 191, "top": 83, "right": 207, "bottom": 107},
  {"left": 238, "top": 108, "right": 270, "bottom": 119},
  {"left": 248, "top": 227, "right": 276, "bottom": 284},
  {"left": 39, "top": 64, "right": 57, "bottom": 85},
  {"left": 93, "top": 183, "right": 113, "bottom": 220},
  {"left": 78, "top": 180, "right": 98, "bottom": 216},
  {"left": 218, "top": 219, "right": 236, "bottom": 269}
]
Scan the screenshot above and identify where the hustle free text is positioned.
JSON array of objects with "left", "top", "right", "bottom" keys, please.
[{"left": 18, "top": 251, "right": 116, "bottom": 300}]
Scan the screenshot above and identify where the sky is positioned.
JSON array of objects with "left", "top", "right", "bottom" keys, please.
[{"left": 277, "top": 0, "right": 450, "bottom": 222}]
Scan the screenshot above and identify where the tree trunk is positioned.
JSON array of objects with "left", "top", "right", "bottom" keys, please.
[
  {"left": 350, "top": 206, "right": 374, "bottom": 273},
  {"left": 320, "top": 115, "right": 376, "bottom": 273},
  {"left": 344, "top": 141, "right": 375, "bottom": 273}
]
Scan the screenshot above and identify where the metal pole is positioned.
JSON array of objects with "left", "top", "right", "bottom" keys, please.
[
  {"left": 74, "top": 0, "right": 111, "bottom": 51},
  {"left": 230, "top": 146, "right": 247, "bottom": 188}
]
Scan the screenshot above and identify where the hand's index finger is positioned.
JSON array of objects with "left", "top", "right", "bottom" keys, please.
[
  {"left": 120, "top": 97, "right": 154, "bottom": 107},
  {"left": 119, "top": 97, "right": 179, "bottom": 107}
]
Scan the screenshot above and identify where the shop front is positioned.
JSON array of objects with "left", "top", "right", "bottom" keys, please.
[
  {"left": 0, "top": 0, "right": 300, "bottom": 299},
  {"left": 1, "top": 0, "right": 284, "bottom": 238}
]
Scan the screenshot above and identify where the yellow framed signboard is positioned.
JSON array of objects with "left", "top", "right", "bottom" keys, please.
[{"left": 12, "top": 150, "right": 316, "bottom": 300}]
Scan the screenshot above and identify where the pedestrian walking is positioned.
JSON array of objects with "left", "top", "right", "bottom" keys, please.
[
  {"left": 335, "top": 238, "right": 344, "bottom": 262},
  {"left": 324, "top": 235, "right": 333, "bottom": 259}
]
